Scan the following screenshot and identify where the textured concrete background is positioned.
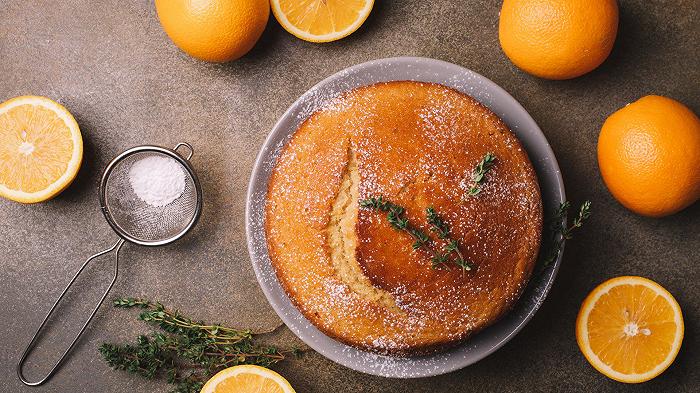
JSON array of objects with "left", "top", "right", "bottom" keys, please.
[{"left": 0, "top": 1, "right": 698, "bottom": 392}]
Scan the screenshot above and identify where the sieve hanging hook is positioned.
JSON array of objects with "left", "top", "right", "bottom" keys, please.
[
  {"left": 17, "top": 143, "right": 202, "bottom": 386},
  {"left": 174, "top": 142, "right": 194, "bottom": 160}
]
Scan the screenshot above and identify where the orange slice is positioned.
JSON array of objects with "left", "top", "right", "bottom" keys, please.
[
  {"left": 200, "top": 365, "right": 296, "bottom": 393},
  {"left": 271, "top": 0, "right": 374, "bottom": 43},
  {"left": 576, "top": 276, "right": 684, "bottom": 383},
  {"left": 0, "top": 96, "right": 83, "bottom": 203}
]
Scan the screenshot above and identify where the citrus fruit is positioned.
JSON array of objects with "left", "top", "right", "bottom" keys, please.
[
  {"left": 155, "top": 0, "right": 270, "bottom": 62},
  {"left": 0, "top": 96, "right": 83, "bottom": 204},
  {"left": 576, "top": 276, "right": 684, "bottom": 383},
  {"left": 270, "top": 0, "right": 374, "bottom": 43},
  {"left": 499, "top": 0, "right": 619, "bottom": 80},
  {"left": 200, "top": 365, "right": 295, "bottom": 393},
  {"left": 598, "top": 95, "right": 700, "bottom": 217}
]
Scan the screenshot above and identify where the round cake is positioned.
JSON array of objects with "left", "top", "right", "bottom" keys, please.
[{"left": 265, "top": 81, "right": 543, "bottom": 356}]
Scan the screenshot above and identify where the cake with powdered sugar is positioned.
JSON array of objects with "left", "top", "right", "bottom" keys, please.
[{"left": 265, "top": 81, "right": 542, "bottom": 356}]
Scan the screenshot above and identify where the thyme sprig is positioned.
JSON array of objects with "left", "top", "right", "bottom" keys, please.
[
  {"left": 360, "top": 196, "right": 431, "bottom": 251},
  {"left": 465, "top": 152, "right": 496, "bottom": 196},
  {"left": 541, "top": 200, "right": 592, "bottom": 270},
  {"left": 360, "top": 197, "right": 473, "bottom": 271},
  {"left": 426, "top": 207, "right": 473, "bottom": 271},
  {"left": 100, "top": 298, "right": 299, "bottom": 393}
]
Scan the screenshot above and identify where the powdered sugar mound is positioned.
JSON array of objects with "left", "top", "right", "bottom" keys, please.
[{"left": 129, "top": 156, "right": 185, "bottom": 207}]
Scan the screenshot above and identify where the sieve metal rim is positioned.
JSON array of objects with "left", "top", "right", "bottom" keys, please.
[{"left": 98, "top": 144, "right": 203, "bottom": 247}]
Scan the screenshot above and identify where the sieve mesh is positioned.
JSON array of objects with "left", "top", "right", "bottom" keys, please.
[{"left": 102, "top": 150, "right": 199, "bottom": 244}]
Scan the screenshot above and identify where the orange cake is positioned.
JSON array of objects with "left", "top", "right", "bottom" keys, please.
[{"left": 265, "top": 81, "right": 543, "bottom": 356}]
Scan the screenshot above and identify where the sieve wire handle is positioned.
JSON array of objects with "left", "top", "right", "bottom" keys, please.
[{"left": 17, "top": 239, "right": 125, "bottom": 386}]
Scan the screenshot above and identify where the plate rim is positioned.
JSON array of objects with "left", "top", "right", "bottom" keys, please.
[{"left": 245, "top": 56, "right": 566, "bottom": 378}]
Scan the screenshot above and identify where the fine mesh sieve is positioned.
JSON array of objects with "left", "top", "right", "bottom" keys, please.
[
  {"left": 100, "top": 144, "right": 201, "bottom": 245},
  {"left": 18, "top": 143, "right": 202, "bottom": 386}
]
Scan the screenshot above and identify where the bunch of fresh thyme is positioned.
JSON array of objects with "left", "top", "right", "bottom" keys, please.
[
  {"left": 540, "top": 200, "right": 592, "bottom": 270},
  {"left": 100, "top": 298, "right": 299, "bottom": 393},
  {"left": 465, "top": 152, "right": 496, "bottom": 196},
  {"left": 360, "top": 196, "right": 473, "bottom": 271}
]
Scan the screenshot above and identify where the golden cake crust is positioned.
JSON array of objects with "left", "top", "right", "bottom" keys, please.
[{"left": 265, "top": 81, "right": 543, "bottom": 356}]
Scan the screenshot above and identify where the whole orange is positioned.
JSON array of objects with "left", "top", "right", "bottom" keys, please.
[
  {"left": 155, "top": 0, "right": 269, "bottom": 63},
  {"left": 499, "top": 0, "right": 619, "bottom": 80},
  {"left": 598, "top": 96, "right": 700, "bottom": 217}
]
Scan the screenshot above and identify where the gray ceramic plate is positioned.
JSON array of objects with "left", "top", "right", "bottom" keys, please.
[{"left": 246, "top": 57, "right": 565, "bottom": 378}]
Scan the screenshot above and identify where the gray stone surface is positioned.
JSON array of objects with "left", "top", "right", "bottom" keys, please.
[{"left": 0, "top": 0, "right": 697, "bottom": 392}]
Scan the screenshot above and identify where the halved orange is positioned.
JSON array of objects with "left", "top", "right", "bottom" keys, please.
[
  {"left": 0, "top": 96, "right": 83, "bottom": 203},
  {"left": 200, "top": 365, "right": 296, "bottom": 393},
  {"left": 576, "top": 276, "right": 684, "bottom": 383},
  {"left": 271, "top": 0, "right": 374, "bottom": 43}
]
